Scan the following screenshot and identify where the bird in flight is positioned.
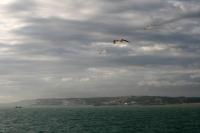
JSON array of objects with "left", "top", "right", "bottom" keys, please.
[{"left": 113, "top": 39, "right": 130, "bottom": 44}]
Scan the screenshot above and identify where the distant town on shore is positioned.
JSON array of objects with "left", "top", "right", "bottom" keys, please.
[{"left": 10, "top": 96, "right": 200, "bottom": 107}]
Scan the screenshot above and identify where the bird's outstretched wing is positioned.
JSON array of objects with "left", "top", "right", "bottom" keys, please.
[
  {"left": 113, "top": 39, "right": 130, "bottom": 44},
  {"left": 121, "top": 39, "right": 129, "bottom": 43}
]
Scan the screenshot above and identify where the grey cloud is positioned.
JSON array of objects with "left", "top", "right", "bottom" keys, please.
[
  {"left": 15, "top": 16, "right": 200, "bottom": 48},
  {"left": 106, "top": 55, "right": 200, "bottom": 67},
  {"left": 15, "top": 16, "right": 138, "bottom": 42},
  {"left": 0, "top": 0, "right": 200, "bottom": 101},
  {"left": 150, "top": 10, "right": 200, "bottom": 27},
  {"left": 8, "top": 0, "right": 37, "bottom": 12},
  {"left": 99, "top": 0, "right": 166, "bottom": 14}
]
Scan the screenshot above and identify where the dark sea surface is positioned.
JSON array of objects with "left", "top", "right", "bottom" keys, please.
[{"left": 0, "top": 105, "right": 200, "bottom": 133}]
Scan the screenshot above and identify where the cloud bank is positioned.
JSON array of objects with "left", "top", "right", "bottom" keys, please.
[{"left": 0, "top": 0, "right": 200, "bottom": 102}]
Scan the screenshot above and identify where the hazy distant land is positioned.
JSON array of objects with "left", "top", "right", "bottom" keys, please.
[{"left": 4, "top": 96, "right": 200, "bottom": 107}]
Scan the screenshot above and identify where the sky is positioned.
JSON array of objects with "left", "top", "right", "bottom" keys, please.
[{"left": 0, "top": 0, "right": 200, "bottom": 102}]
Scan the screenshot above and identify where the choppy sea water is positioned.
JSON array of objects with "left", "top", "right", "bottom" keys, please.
[{"left": 0, "top": 105, "right": 199, "bottom": 133}]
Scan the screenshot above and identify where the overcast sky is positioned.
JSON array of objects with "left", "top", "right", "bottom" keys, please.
[{"left": 0, "top": 0, "right": 200, "bottom": 102}]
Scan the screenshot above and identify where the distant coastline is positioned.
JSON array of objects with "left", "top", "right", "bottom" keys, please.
[{"left": 6, "top": 96, "right": 200, "bottom": 107}]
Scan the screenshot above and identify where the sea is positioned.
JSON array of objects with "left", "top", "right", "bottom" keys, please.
[{"left": 0, "top": 105, "right": 199, "bottom": 133}]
